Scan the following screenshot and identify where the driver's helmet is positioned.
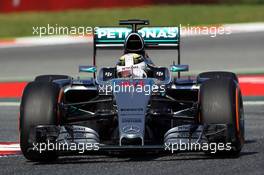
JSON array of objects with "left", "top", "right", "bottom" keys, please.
[{"left": 116, "top": 53, "right": 147, "bottom": 78}]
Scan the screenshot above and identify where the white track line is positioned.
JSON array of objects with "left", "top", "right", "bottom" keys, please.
[
  {"left": 243, "top": 101, "right": 264, "bottom": 106},
  {"left": 0, "top": 144, "right": 20, "bottom": 151},
  {"left": 0, "top": 102, "right": 20, "bottom": 106},
  {"left": 0, "top": 101, "right": 263, "bottom": 107},
  {"left": 224, "top": 23, "right": 264, "bottom": 33},
  {"left": 1, "top": 23, "right": 264, "bottom": 49},
  {"left": 0, "top": 143, "right": 21, "bottom": 157}
]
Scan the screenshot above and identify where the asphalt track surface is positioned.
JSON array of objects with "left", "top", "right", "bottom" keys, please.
[
  {"left": 0, "top": 104, "right": 263, "bottom": 175},
  {"left": 0, "top": 32, "right": 263, "bottom": 174},
  {"left": 0, "top": 32, "right": 264, "bottom": 81}
]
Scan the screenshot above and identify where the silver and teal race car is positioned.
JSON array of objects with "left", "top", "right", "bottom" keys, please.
[{"left": 19, "top": 19, "right": 244, "bottom": 161}]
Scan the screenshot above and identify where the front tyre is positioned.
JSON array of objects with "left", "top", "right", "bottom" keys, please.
[
  {"left": 20, "top": 81, "right": 62, "bottom": 161},
  {"left": 200, "top": 78, "right": 244, "bottom": 156},
  {"left": 197, "top": 71, "right": 238, "bottom": 82}
]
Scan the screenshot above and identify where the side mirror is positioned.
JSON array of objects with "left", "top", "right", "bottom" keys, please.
[
  {"left": 79, "top": 65, "right": 97, "bottom": 73},
  {"left": 170, "top": 64, "right": 189, "bottom": 72}
]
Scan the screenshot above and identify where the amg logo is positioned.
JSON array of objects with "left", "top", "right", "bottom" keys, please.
[
  {"left": 120, "top": 108, "right": 143, "bottom": 112},
  {"left": 122, "top": 118, "right": 142, "bottom": 123}
]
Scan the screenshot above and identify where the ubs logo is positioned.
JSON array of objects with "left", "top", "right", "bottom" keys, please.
[
  {"left": 156, "top": 71, "right": 164, "bottom": 76},
  {"left": 105, "top": 72, "right": 113, "bottom": 77}
]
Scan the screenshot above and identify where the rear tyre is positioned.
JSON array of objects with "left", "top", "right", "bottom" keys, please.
[
  {"left": 200, "top": 78, "right": 244, "bottom": 156},
  {"left": 197, "top": 71, "right": 238, "bottom": 82},
  {"left": 20, "top": 81, "right": 61, "bottom": 161}
]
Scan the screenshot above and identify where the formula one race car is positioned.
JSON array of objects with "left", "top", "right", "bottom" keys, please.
[{"left": 20, "top": 19, "right": 244, "bottom": 161}]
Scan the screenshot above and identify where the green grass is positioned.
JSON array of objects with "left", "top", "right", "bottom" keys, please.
[{"left": 0, "top": 4, "right": 264, "bottom": 38}]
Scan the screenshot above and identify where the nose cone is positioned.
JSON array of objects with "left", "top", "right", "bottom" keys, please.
[{"left": 112, "top": 79, "right": 152, "bottom": 146}]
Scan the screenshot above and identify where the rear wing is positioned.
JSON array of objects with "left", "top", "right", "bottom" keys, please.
[
  {"left": 94, "top": 27, "right": 180, "bottom": 49},
  {"left": 91, "top": 20, "right": 182, "bottom": 77},
  {"left": 93, "top": 26, "right": 181, "bottom": 67}
]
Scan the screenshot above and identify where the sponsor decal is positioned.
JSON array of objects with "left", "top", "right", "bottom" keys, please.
[
  {"left": 122, "top": 125, "right": 140, "bottom": 134},
  {"left": 121, "top": 118, "right": 142, "bottom": 123},
  {"left": 95, "top": 27, "right": 178, "bottom": 40},
  {"left": 120, "top": 108, "right": 143, "bottom": 112}
]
